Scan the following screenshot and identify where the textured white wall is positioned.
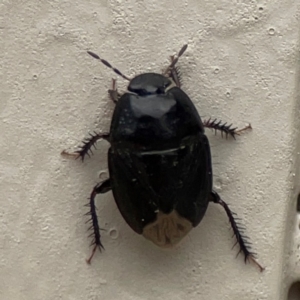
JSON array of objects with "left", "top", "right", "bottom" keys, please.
[{"left": 1, "top": 1, "right": 300, "bottom": 299}]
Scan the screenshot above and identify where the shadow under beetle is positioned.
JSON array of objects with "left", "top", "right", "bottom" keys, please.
[{"left": 62, "top": 44, "right": 264, "bottom": 271}]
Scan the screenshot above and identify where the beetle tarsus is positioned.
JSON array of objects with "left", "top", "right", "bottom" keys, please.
[
  {"left": 234, "top": 123, "right": 252, "bottom": 135},
  {"left": 247, "top": 254, "right": 265, "bottom": 272},
  {"left": 61, "top": 150, "right": 80, "bottom": 159},
  {"left": 85, "top": 179, "right": 111, "bottom": 264},
  {"left": 86, "top": 244, "right": 98, "bottom": 265},
  {"left": 203, "top": 118, "right": 251, "bottom": 139},
  {"left": 210, "top": 191, "right": 264, "bottom": 272}
]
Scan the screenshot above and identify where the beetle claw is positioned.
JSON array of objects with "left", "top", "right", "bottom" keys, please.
[
  {"left": 86, "top": 244, "right": 98, "bottom": 265},
  {"left": 248, "top": 255, "right": 265, "bottom": 272}
]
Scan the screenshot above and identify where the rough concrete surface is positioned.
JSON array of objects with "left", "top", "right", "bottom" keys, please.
[{"left": 1, "top": 1, "right": 300, "bottom": 299}]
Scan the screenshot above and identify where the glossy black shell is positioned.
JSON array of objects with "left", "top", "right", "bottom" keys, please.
[{"left": 108, "top": 73, "right": 212, "bottom": 234}]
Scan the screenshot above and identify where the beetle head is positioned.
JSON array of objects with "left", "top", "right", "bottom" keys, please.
[{"left": 128, "top": 73, "right": 171, "bottom": 95}]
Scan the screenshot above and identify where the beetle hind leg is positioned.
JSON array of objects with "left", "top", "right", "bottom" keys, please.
[
  {"left": 210, "top": 191, "right": 265, "bottom": 272},
  {"left": 85, "top": 179, "right": 112, "bottom": 264},
  {"left": 203, "top": 118, "right": 252, "bottom": 139}
]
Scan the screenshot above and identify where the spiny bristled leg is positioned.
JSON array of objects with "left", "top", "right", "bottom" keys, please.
[
  {"left": 61, "top": 132, "right": 110, "bottom": 162},
  {"left": 163, "top": 44, "right": 188, "bottom": 78},
  {"left": 85, "top": 179, "right": 112, "bottom": 264},
  {"left": 203, "top": 118, "right": 252, "bottom": 139},
  {"left": 210, "top": 191, "right": 264, "bottom": 272},
  {"left": 168, "top": 55, "right": 182, "bottom": 88}
]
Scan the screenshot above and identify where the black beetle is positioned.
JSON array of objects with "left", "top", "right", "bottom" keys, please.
[{"left": 62, "top": 44, "right": 264, "bottom": 271}]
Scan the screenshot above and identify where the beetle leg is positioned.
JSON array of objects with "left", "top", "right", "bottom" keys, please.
[
  {"left": 61, "top": 132, "right": 110, "bottom": 162},
  {"left": 203, "top": 118, "right": 252, "bottom": 139},
  {"left": 210, "top": 191, "right": 265, "bottom": 272},
  {"left": 169, "top": 55, "right": 182, "bottom": 88},
  {"left": 163, "top": 44, "right": 188, "bottom": 77},
  {"left": 85, "top": 179, "right": 112, "bottom": 264},
  {"left": 108, "top": 78, "right": 121, "bottom": 103}
]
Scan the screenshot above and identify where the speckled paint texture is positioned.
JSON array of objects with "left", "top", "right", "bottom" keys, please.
[{"left": 1, "top": 1, "right": 300, "bottom": 299}]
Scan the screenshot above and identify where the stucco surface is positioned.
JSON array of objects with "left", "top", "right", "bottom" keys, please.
[{"left": 1, "top": 1, "right": 300, "bottom": 299}]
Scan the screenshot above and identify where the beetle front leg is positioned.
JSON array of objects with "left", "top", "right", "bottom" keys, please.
[
  {"left": 203, "top": 118, "right": 252, "bottom": 139},
  {"left": 210, "top": 191, "right": 265, "bottom": 272},
  {"left": 168, "top": 55, "right": 182, "bottom": 88},
  {"left": 163, "top": 44, "right": 188, "bottom": 79},
  {"left": 108, "top": 78, "right": 121, "bottom": 103},
  {"left": 85, "top": 179, "right": 112, "bottom": 264},
  {"left": 61, "top": 132, "right": 110, "bottom": 162}
]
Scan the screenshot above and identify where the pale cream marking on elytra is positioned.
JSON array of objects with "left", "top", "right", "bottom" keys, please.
[{"left": 142, "top": 210, "right": 193, "bottom": 248}]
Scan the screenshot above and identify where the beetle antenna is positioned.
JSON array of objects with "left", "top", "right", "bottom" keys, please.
[
  {"left": 163, "top": 44, "right": 188, "bottom": 76},
  {"left": 87, "top": 51, "right": 131, "bottom": 81}
]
